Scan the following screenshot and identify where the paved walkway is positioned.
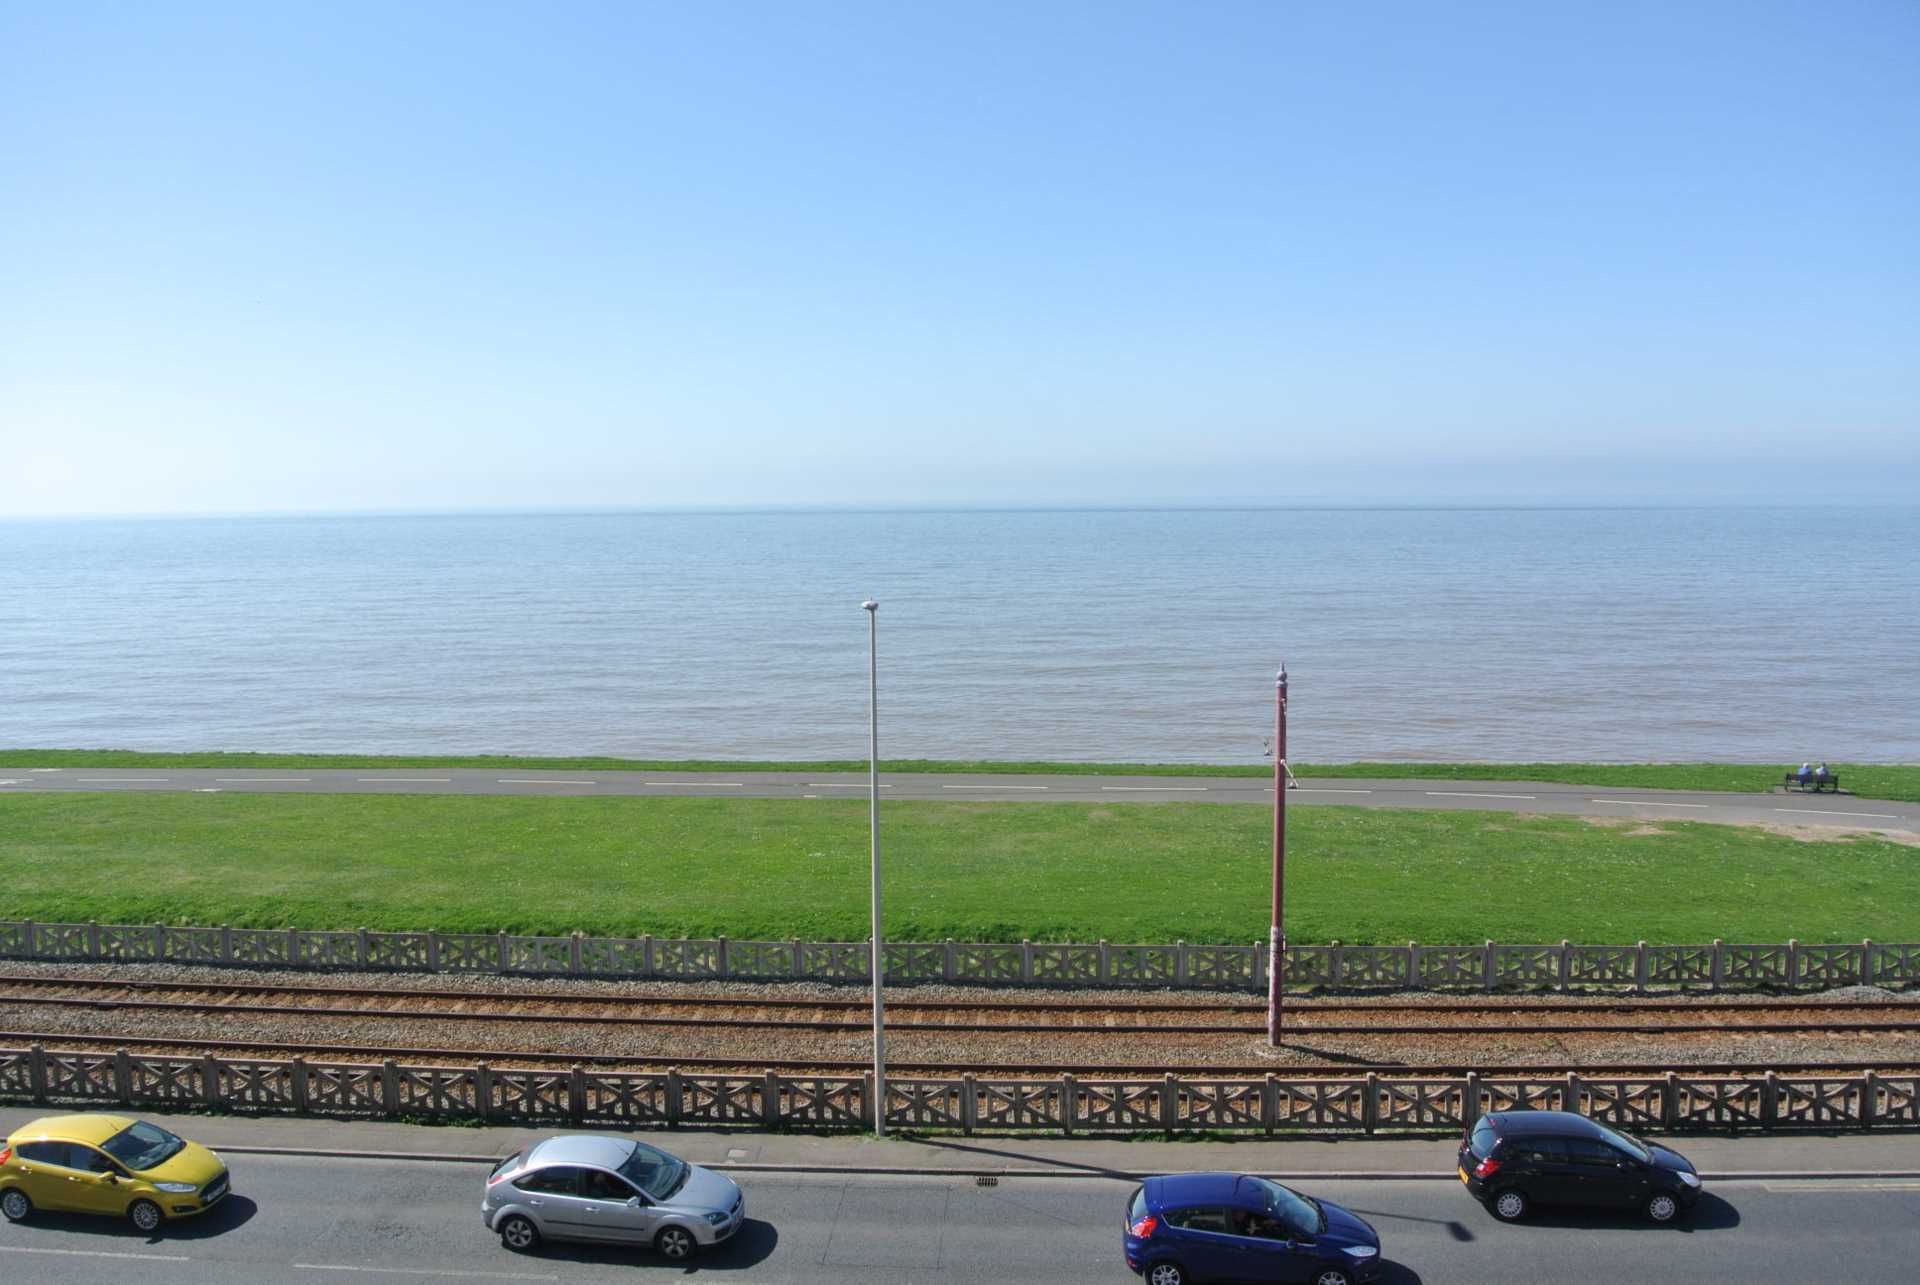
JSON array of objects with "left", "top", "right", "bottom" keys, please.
[
  {"left": 6, "top": 1106, "right": 1916, "bottom": 1179},
  {"left": 2, "top": 767, "right": 1914, "bottom": 834}
]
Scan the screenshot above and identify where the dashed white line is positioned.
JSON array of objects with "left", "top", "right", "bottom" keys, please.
[
  {"left": 217, "top": 777, "right": 312, "bottom": 782},
  {"left": 1101, "top": 786, "right": 1208, "bottom": 792},
  {"left": 1290, "top": 788, "right": 1374, "bottom": 794},
  {"left": 0, "top": 1245, "right": 191, "bottom": 1262},
  {"left": 1774, "top": 808, "right": 1902, "bottom": 820},
  {"left": 76, "top": 777, "right": 172, "bottom": 782},
  {"left": 1426, "top": 791, "right": 1537, "bottom": 800},
  {"left": 360, "top": 777, "right": 452, "bottom": 783},
  {"left": 809, "top": 783, "right": 894, "bottom": 789},
  {"left": 643, "top": 781, "right": 745, "bottom": 787},
  {"left": 294, "top": 1265, "right": 557, "bottom": 1281},
  {"left": 28, "top": 768, "right": 63, "bottom": 772},
  {"left": 1588, "top": 798, "right": 1710, "bottom": 809},
  {"left": 1760, "top": 1180, "right": 1920, "bottom": 1192},
  {"left": 942, "top": 784, "right": 1048, "bottom": 790},
  {"left": 498, "top": 779, "right": 598, "bottom": 785}
]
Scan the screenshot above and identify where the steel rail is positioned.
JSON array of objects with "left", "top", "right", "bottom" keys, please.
[
  {"left": 0, "top": 972, "right": 1912, "bottom": 1017},
  {"left": 4, "top": 1028, "right": 1916, "bottom": 1080}
]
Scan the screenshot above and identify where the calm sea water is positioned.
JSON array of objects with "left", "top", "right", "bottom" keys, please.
[{"left": 1, "top": 507, "right": 1915, "bottom": 764}]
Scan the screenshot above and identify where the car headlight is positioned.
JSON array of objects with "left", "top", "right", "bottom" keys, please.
[
  {"left": 704, "top": 1212, "right": 729, "bottom": 1225},
  {"left": 155, "top": 1182, "right": 199, "bottom": 1194},
  {"left": 1677, "top": 1170, "right": 1701, "bottom": 1188},
  {"left": 1343, "top": 1245, "right": 1379, "bottom": 1259}
]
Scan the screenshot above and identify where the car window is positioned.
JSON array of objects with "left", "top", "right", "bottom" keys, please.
[
  {"left": 1590, "top": 1122, "right": 1652, "bottom": 1163},
  {"left": 70, "top": 1145, "right": 119, "bottom": 1173},
  {"left": 17, "top": 1141, "right": 69, "bottom": 1165},
  {"left": 1251, "top": 1177, "right": 1322, "bottom": 1238},
  {"left": 1468, "top": 1118, "right": 1499, "bottom": 1159},
  {"left": 1231, "top": 1208, "right": 1294, "bottom": 1240},
  {"left": 1566, "top": 1138, "right": 1620, "bottom": 1167},
  {"left": 514, "top": 1166, "right": 584, "bottom": 1195},
  {"left": 1516, "top": 1138, "right": 1569, "bottom": 1165},
  {"left": 1128, "top": 1186, "right": 1148, "bottom": 1223},
  {"left": 580, "top": 1168, "right": 638, "bottom": 1202},
  {"left": 1165, "top": 1206, "right": 1234, "bottom": 1233}
]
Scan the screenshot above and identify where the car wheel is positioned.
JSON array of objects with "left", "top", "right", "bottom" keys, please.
[
  {"left": 128, "top": 1199, "right": 163, "bottom": 1233},
  {"left": 1311, "top": 1269, "right": 1354, "bottom": 1285},
  {"left": 1490, "top": 1187, "right": 1529, "bottom": 1221},
  {"left": 655, "top": 1224, "right": 698, "bottom": 1260},
  {"left": 1, "top": 1188, "right": 32, "bottom": 1222},
  {"left": 1645, "top": 1191, "right": 1680, "bottom": 1223},
  {"left": 498, "top": 1215, "right": 541, "bottom": 1252},
  {"left": 1145, "top": 1261, "right": 1188, "bottom": 1285}
]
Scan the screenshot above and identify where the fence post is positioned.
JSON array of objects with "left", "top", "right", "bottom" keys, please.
[
  {"left": 113, "top": 1049, "right": 132, "bottom": 1105},
  {"left": 1407, "top": 941, "right": 1420, "bottom": 988},
  {"left": 425, "top": 929, "right": 441, "bottom": 972},
  {"left": 357, "top": 928, "right": 371, "bottom": 969},
  {"left": 717, "top": 936, "right": 730, "bottom": 979},
  {"left": 944, "top": 939, "right": 958, "bottom": 983},
  {"left": 642, "top": 934, "right": 655, "bottom": 978},
  {"left": 1062, "top": 1073, "right": 1077, "bottom": 1136},
  {"left": 1484, "top": 941, "right": 1497, "bottom": 990},
  {"left": 1861, "top": 939, "right": 1875, "bottom": 987},
  {"left": 291, "top": 1057, "right": 310, "bottom": 1113},
  {"left": 793, "top": 938, "right": 806, "bottom": 981},
  {"left": 1253, "top": 938, "right": 1267, "bottom": 990},
  {"left": 1558, "top": 939, "right": 1572, "bottom": 991},
  {"left": 1634, "top": 941, "right": 1649, "bottom": 992},
  {"left": 962, "top": 1074, "right": 978, "bottom": 1135},
  {"left": 153, "top": 923, "right": 166, "bottom": 962},
  {"left": 1021, "top": 940, "right": 1034, "bottom": 985},
  {"left": 862, "top": 1071, "right": 876, "bottom": 1131},
  {"left": 1763, "top": 1071, "right": 1780, "bottom": 1129},
  {"left": 87, "top": 921, "right": 101, "bottom": 959},
  {"left": 1328, "top": 941, "right": 1343, "bottom": 989},
  {"left": 666, "top": 1069, "right": 684, "bottom": 1125},
  {"left": 1710, "top": 938, "right": 1725, "bottom": 991},
  {"left": 1863, "top": 1072, "right": 1880, "bottom": 1128},
  {"left": 1174, "top": 941, "right": 1188, "bottom": 987},
  {"left": 1363, "top": 1073, "right": 1379, "bottom": 1135},
  {"left": 287, "top": 927, "right": 302, "bottom": 967},
  {"left": 1662, "top": 1071, "right": 1680, "bottom": 1127},
  {"left": 475, "top": 1063, "right": 494, "bottom": 1122},
  {"left": 28, "top": 1044, "right": 47, "bottom": 1104},
  {"left": 381, "top": 1059, "right": 400, "bottom": 1115},
  {"left": 1787, "top": 939, "right": 1800, "bottom": 988},
  {"left": 1565, "top": 1072, "right": 1581, "bottom": 1116},
  {"left": 1463, "top": 1072, "right": 1480, "bottom": 1129},
  {"left": 1161, "top": 1073, "right": 1178, "bottom": 1131},
  {"left": 218, "top": 924, "right": 232, "bottom": 964},
  {"left": 1098, "top": 939, "right": 1111, "bottom": 985},
  {"left": 202, "top": 1054, "right": 221, "bottom": 1108},
  {"left": 1263, "top": 1074, "right": 1278, "bottom": 1134},
  {"left": 763, "top": 1070, "right": 780, "bottom": 1128},
  {"left": 494, "top": 931, "right": 509, "bottom": 973},
  {"left": 556, "top": 1065, "right": 582, "bottom": 1125},
  {"left": 569, "top": 931, "right": 583, "bottom": 975}
]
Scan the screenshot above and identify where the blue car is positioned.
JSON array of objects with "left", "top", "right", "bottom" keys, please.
[{"left": 1123, "top": 1172, "right": 1383, "bottom": 1285}]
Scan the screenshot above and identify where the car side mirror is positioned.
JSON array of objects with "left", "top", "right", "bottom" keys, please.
[{"left": 628, "top": 1195, "right": 646, "bottom": 1207}]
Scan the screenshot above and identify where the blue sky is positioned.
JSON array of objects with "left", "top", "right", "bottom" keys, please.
[{"left": 3, "top": 0, "right": 1916, "bottom": 515}]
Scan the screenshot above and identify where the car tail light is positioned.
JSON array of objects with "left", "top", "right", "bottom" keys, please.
[
  {"left": 0, "top": 1146, "right": 10, "bottom": 1166},
  {"left": 486, "top": 1170, "right": 514, "bottom": 1186},
  {"left": 1128, "top": 1215, "right": 1158, "bottom": 1238},
  {"left": 1473, "top": 1157, "right": 1502, "bottom": 1179}
]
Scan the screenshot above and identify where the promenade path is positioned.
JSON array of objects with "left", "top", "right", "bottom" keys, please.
[{"left": 2, "top": 767, "right": 1915, "bottom": 834}]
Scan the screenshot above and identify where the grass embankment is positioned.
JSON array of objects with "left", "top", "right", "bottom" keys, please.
[
  {"left": 3, "top": 749, "right": 1917, "bottom": 801},
  {"left": 2, "top": 793, "right": 1913, "bottom": 944}
]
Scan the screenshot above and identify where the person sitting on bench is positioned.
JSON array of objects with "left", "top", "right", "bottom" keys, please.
[
  {"left": 1815, "top": 762, "right": 1831, "bottom": 787},
  {"left": 1797, "top": 762, "right": 1814, "bottom": 787}
]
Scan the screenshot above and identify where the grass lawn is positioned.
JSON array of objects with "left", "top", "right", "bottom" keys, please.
[
  {"left": 2, "top": 793, "right": 1914, "bottom": 944},
  {"left": 3, "top": 749, "right": 1915, "bottom": 802}
]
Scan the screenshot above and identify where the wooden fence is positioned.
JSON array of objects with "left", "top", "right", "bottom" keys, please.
[
  {"left": 0, "top": 1045, "right": 1913, "bottom": 1134},
  {"left": 1, "top": 920, "right": 1915, "bottom": 992}
]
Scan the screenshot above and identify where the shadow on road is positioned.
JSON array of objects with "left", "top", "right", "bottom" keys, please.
[
  {"left": 911, "top": 1136, "right": 1144, "bottom": 1182},
  {"left": 1377, "top": 1261, "right": 1426, "bottom": 1285},
  {"left": 10, "top": 1193, "right": 259, "bottom": 1243},
  {"left": 1344, "top": 1202, "right": 1476, "bottom": 1243},
  {"left": 1496, "top": 1192, "right": 1740, "bottom": 1234},
  {"left": 525, "top": 1218, "right": 779, "bottom": 1272}
]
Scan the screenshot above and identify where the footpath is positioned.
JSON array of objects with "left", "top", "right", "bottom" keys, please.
[{"left": 4, "top": 1106, "right": 1917, "bottom": 1180}]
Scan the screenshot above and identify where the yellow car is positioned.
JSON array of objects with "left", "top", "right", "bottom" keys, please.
[{"left": 1, "top": 1114, "right": 230, "bottom": 1233}]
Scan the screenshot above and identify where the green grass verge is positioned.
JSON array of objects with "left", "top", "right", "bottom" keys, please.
[
  {"left": 3, "top": 749, "right": 1916, "bottom": 801},
  {"left": 3, "top": 793, "right": 1913, "bottom": 944}
]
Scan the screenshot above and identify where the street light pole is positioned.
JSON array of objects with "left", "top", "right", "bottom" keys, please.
[
  {"left": 1267, "top": 664, "right": 1288, "bottom": 1047},
  {"left": 862, "top": 598, "right": 888, "bottom": 1136}
]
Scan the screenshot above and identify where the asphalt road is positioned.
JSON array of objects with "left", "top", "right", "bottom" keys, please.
[
  {"left": 2, "top": 767, "right": 1914, "bottom": 834},
  {"left": 3, "top": 1155, "right": 1917, "bottom": 1284}
]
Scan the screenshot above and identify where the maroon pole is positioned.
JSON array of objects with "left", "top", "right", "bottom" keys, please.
[{"left": 1267, "top": 664, "right": 1288, "bottom": 1046}]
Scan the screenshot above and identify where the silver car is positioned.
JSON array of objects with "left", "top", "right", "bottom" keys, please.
[{"left": 481, "top": 1135, "right": 744, "bottom": 1260}]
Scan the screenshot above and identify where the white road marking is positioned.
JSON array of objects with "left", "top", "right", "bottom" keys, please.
[
  {"left": 942, "top": 784, "right": 1048, "bottom": 790},
  {"left": 802, "top": 794, "right": 819, "bottom": 798},
  {"left": 0, "top": 780, "right": 23, "bottom": 786},
  {"left": 1102, "top": 785, "right": 1208, "bottom": 792},
  {"left": 76, "top": 777, "right": 171, "bottom": 782},
  {"left": 29, "top": 767, "right": 63, "bottom": 771},
  {"left": 498, "top": 779, "right": 598, "bottom": 785},
  {"left": 1588, "top": 798, "right": 1710, "bottom": 809},
  {"left": 217, "top": 777, "right": 312, "bottom": 782},
  {"left": 0, "top": 1245, "right": 190, "bottom": 1262},
  {"left": 294, "top": 1265, "right": 557, "bottom": 1281},
  {"left": 643, "top": 781, "right": 744, "bottom": 787},
  {"left": 1426, "top": 791, "right": 1537, "bottom": 800},
  {"left": 809, "top": 783, "right": 894, "bottom": 788},
  {"left": 359, "top": 777, "right": 452, "bottom": 783},
  {"left": 1289, "top": 788, "right": 1374, "bottom": 794},
  {"left": 1774, "top": 808, "right": 1902, "bottom": 820},
  {"left": 1760, "top": 1180, "right": 1920, "bottom": 1192},
  {"left": 193, "top": 788, "right": 223, "bottom": 793}
]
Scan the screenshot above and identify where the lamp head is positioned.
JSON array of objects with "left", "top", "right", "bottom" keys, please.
[{"left": 862, "top": 599, "right": 878, "bottom": 613}]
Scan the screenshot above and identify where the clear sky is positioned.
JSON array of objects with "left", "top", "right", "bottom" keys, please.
[{"left": 3, "top": 1, "right": 1916, "bottom": 515}]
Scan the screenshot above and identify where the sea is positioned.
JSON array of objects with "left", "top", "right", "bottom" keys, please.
[{"left": 1, "top": 506, "right": 1915, "bottom": 764}]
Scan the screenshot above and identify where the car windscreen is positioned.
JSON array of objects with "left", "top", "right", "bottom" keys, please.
[
  {"left": 1591, "top": 1122, "right": 1652, "bottom": 1163},
  {"left": 1251, "top": 1177, "right": 1322, "bottom": 1237},
  {"left": 100, "top": 1121, "right": 185, "bottom": 1171},
  {"left": 619, "top": 1142, "right": 688, "bottom": 1200}
]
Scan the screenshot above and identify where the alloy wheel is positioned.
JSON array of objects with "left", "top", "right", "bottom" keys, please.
[
  {"left": 501, "top": 1217, "right": 538, "bottom": 1250},
  {"left": 1147, "top": 1263, "right": 1186, "bottom": 1285},
  {"left": 1, "top": 1189, "right": 30, "bottom": 1221},
  {"left": 657, "top": 1226, "right": 696, "bottom": 1259},
  {"left": 129, "top": 1200, "right": 162, "bottom": 1233},
  {"left": 1314, "top": 1271, "right": 1354, "bottom": 1285}
]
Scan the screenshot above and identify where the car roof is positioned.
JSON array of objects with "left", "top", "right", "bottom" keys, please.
[
  {"left": 527, "top": 1135, "right": 639, "bottom": 1170},
  {"left": 7, "top": 1113, "right": 136, "bottom": 1146},
  {"left": 1485, "top": 1110, "right": 1605, "bottom": 1138},
  {"left": 1149, "top": 1172, "right": 1269, "bottom": 1209}
]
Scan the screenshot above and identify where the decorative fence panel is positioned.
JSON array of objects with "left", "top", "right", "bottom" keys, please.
[
  {"left": 1, "top": 1046, "right": 1915, "bottom": 1134},
  {"left": 0, "top": 921, "right": 1913, "bottom": 995}
]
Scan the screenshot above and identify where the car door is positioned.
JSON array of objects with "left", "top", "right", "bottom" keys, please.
[
  {"left": 1511, "top": 1136, "right": 1576, "bottom": 1207},
  {"left": 578, "top": 1167, "right": 654, "bottom": 1245},
  {"left": 511, "top": 1166, "right": 602, "bottom": 1242},
  {"left": 1227, "top": 1208, "right": 1315, "bottom": 1283},
  {"left": 1564, "top": 1137, "right": 1636, "bottom": 1208},
  {"left": 1161, "top": 1206, "right": 1240, "bottom": 1280},
  {"left": 60, "top": 1143, "right": 131, "bottom": 1217},
  {"left": 11, "top": 1142, "right": 78, "bottom": 1212}
]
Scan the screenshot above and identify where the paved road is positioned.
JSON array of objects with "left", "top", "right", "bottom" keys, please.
[
  {"left": 4, "top": 1154, "right": 1918, "bottom": 1283},
  {"left": 3, "top": 767, "right": 1914, "bottom": 834}
]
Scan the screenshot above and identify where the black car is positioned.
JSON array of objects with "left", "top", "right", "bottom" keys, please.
[{"left": 1457, "top": 1110, "right": 1702, "bottom": 1224}]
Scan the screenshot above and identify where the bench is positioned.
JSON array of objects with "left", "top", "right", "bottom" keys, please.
[{"left": 1782, "top": 772, "right": 1840, "bottom": 793}]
